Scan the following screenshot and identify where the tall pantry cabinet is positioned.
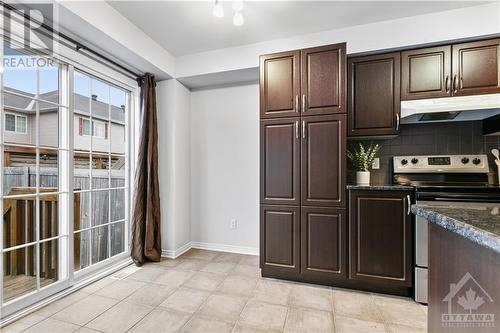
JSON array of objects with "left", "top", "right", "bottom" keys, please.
[{"left": 259, "top": 43, "right": 347, "bottom": 283}]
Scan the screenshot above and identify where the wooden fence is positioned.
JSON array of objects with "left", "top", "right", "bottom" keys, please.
[{"left": 2, "top": 167, "right": 126, "bottom": 273}]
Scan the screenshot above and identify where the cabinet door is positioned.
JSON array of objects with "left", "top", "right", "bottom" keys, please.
[
  {"left": 301, "top": 207, "right": 346, "bottom": 280},
  {"left": 401, "top": 46, "right": 451, "bottom": 100},
  {"left": 260, "top": 51, "right": 301, "bottom": 118},
  {"left": 349, "top": 190, "right": 412, "bottom": 287},
  {"left": 348, "top": 53, "right": 401, "bottom": 136},
  {"left": 301, "top": 114, "right": 346, "bottom": 207},
  {"left": 452, "top": 39, "right": 500, "bottom": 96},
  {"left": 260, "top": 205, "right": 300, "bottom": 274},
  {"left": 301, "top": 43, "right": 346, "bottom": 115},
  {"left": 260, "top": 118, "right": 300, "bottom": 205}
]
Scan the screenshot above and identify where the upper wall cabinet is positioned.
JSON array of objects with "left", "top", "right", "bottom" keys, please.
[
  {"left": 348, "top": 53, "right": 401, "bottom": 137},
  {"left": 260, "top": 50, "right": 301, "bottom": 118},
  {"left": 260, "top": 43, "right": 346, "bottom": 118},
  {"left": 452, "top": 39, "right": 500, "bottom": 96},
  {"left": 401, "top": 39, "right": 500, "bottom": 100},
  {"left": 301, "top": 43, "right": 346, "bottom": 115},
  {"left": 401, "top": 46, "right": 451, "bottom": 100}
]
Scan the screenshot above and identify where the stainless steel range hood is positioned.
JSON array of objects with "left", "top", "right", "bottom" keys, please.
[{"left": 400, "top": 94, "right": 500, "bottom": 124}]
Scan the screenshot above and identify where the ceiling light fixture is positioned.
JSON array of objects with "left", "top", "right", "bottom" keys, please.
[
  {"left": 213, "top": 0, "right": 224, "bottom": 18},
  {"left": 233, "top": 11, "right": 244, "bottom": 26}
]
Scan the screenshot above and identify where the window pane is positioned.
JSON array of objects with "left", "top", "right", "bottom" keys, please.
[
  {"left": 74, "top": 230, "right": 90, "bottom": 272},
  {"left": 91, "top": 225, "right": 109, "bottom": 264},
  {"left": 74, "top": 71, "right": 90, "bottom": 113},
  {"left": 39, "top": 239, "right": 59, "bottom": 288},
  {"left": 16, "top": 115, "right": 27, "bottom": 133},
  {"left": 83, "top": 119, "right": 91, "bottom": 136},
  {"left": 92, "top": 190, "right": 109, "bottom": 226},
  {"left": 3, "top": 93, "right": 35, "bottom": 146},
  {"left": 39, "top": 61, "right": 59, "bottom": 97},
  {"left": 110, "top": 189, "right": 125, "bottom": 222},
  {"left": 39, "top": 149, "right": 59, "bottom": 191},
  {"left": 5, "top": 114, "right": 15, "bottom": 132},
  {"left": 3, "top": 48, "right": 36, "bottom": 95},
  {"left": 3, "top": 197, "right": 36, "bottom": 248},
  {"left": 74, "top": 152, "right": 90, "bottom": 191},
  {"left": 92, "top": 154, "right": 109, "bottom": 189},
  {"left": 110, "top": 222, "right": 125, "bottom": 256},
  {"left": 110, "top": 87, "right": 126, "bottom": 156},
  {"left": 39, "top": 104, "right": 60, "bottom": 148},
  {"left": 110, "top": 155, "right": 126, "bottom": 188},
  {"left": 39, "top": 194, "right": 59, "bottom": 241},
  {"left": 3, "top": 152, "right": 37, "bottom": 195},
  {"left": 74, "top": 192, "right": 90, "bottom": 231},
  {"left": 2, "top": 245, "right": 37, "bottom": 303},
  {"left": 91, "top": 79, "right": 109, "bottom": 105}
]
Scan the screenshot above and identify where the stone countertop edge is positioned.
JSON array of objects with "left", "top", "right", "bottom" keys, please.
[
  {"left": 346, "top": 185, "right": 415, "bottom": 190},
  {"left": 411, "top": 205, "right": 500, "bottom": 254}
]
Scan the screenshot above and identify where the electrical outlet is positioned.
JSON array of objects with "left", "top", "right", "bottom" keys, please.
[
  {"left": 230, "top": 219, "right": 238, "bottom": 229},
  {"left": 372, "top": 158, "right": 380, "bottom": 170}
]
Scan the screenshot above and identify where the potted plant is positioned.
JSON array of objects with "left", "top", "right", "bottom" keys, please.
[{"left": 347, "top": 143, "right": 381, "bottom": 186}]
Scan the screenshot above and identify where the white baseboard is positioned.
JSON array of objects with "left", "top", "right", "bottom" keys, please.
[
  {"left": 161, "top": 241, "right": 192, "bottom": 259},
  {"left": 191, "top": 242, "right": 259, "bottom": 256},
  {"left": 162, "top": 241, "right": 258, "bottom": 259}
]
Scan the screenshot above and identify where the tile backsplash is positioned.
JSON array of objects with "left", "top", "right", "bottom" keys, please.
[{"left": 347, "top": 121, "right": 500, "bottom": 185}]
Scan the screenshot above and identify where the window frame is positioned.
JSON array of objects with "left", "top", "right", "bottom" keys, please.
[
  {"left": 3, "top": 112, "right": 28, "bottom": 134},
  {"left": 0, "top": 15, "right": 139, "bottom": 319}
]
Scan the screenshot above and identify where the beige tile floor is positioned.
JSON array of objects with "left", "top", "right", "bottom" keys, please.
[{"left": 2, "top": 249, "right": 428, "bottom": 333}]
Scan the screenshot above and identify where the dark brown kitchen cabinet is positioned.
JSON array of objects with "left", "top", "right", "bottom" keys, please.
[
  {"left": 260, "top": 205, "right": 300, "bottom": 275},
  {"left": 260, "top": 50, "right": 301, "bottom": 118},
  {"left": 349, "top": 190, "right": 412, "bottom": 287},
  {"left": 301, "top": 43, "right": 346, "bottom": 115},
  {"left": 452, "top": 39, "right": 500, "bottom": 96},
  {"left": 348, "top": 53, "right": 401, "bottom": 137},
  {"left": 301, "top": 207, "right": 347, "bottom": 280},
  {"left": 401, "top": 46, "right": 452, "bottom": 100},
  {"left": 301, "top": 114, "right": 346, "bottom": 207},
  {"left": 260, "top": 118, "right": 300, "bottom": 205}
]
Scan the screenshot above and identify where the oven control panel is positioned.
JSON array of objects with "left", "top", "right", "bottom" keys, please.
[{"left": 393, "top": 155, "right": 489, "bottom": 173}]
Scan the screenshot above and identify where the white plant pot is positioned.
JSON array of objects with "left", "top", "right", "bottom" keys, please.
[{"left": 356, "top": 171, "right": 370, "bottom": 186}]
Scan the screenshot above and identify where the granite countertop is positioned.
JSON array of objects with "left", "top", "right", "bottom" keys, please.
[
  {"left": 347, "top": 185, "right": 415, "bottom": 191},
  {"left": 412, "top": 204, "right": 500, "bottom": 254}
]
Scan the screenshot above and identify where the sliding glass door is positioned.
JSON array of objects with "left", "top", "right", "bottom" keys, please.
[{"left": 0, "top": 41, "right": 132, "bottom": 318}]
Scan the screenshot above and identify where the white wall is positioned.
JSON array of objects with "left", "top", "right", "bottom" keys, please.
[
  {"left": 190, "top": 83, "right": 259, "bottom": 253},
  {"left": 156, "top": 79, "right": 192, "bottom": 256}
]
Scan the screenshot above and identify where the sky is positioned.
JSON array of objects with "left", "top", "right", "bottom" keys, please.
[{"left": 3, "top": 48, "right": 127, "bottom": 108}]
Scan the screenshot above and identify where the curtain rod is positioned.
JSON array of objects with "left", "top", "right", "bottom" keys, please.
[{"left": 2, "top": 2, "right": 143, "bottom": 81}]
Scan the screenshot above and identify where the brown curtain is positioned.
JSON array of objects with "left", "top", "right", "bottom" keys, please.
[{"left": 131, "top": 73, "right": 162, "bottom": 266}]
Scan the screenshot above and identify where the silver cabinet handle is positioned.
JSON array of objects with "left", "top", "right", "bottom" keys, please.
[
  {"left": 445, "top": 75, "right": 450, "bottom": 93},
  {"left": 453, "top": 75, "right": 458, "bottom": 93},
  {"left": 295, "top": 121, "right": 298, "bottom": 139},
  {"left": 302, "top": 120, "right": 305, "bottom": 139},
  {"left": 302, "top": 94, "right": 307, "bottom": 113},
  {"left": 406, "top": 195, "right": 411, "bottom": 215},
  {"left": 295, "top": 95, "right": 299, "bottom": 112},
  {"left": 396, "top": 113, "right": 400, "bottom": 131}
]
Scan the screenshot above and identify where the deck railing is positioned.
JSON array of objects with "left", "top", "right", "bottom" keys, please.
[{"left": 2, "top": 187, "right": 80, "bottom": 280}]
